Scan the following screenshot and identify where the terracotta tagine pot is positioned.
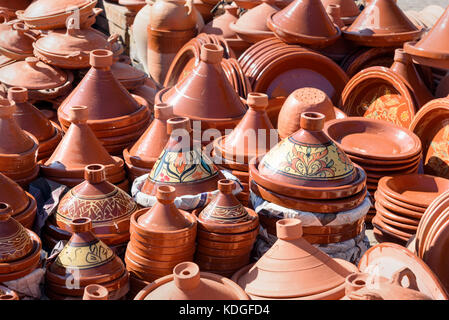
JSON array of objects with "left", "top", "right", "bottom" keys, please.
[
  {"left": 342, "top": 0, "right": 422, "bottom": 47},
  {"left": 147, "top": 0, "right": 200, "bottom": 86},
  {"left": 0, "top": 57, "right": 74, "bottom": 101},
  {"left": 0, "top": 98, "right": 39, "bottom": 187},
  {"left": 132, "top": 0, "right": 155, "bottom": 73},
  {"left": 16, "top": 0, "right": 101, "bottom": 30},
  {"left": 41, "top": 106, "right": 127, "bottom": 188},
  {"left": 232, "top": 218, "right": 358, "bottom": 299},
  {"left": 277, "top": 87, "right": 346, "bottom": 140},
  {"left": 321, "top": 0, "right": 360, "bottom": 25},
  {"left": 33, "top": 18, "right": 118, "bottom": 70},
  {"left": 45, "top": 218, "right": 129, "bottom": 300},
  {"left": 110, "top": 56, "right": 148, "bottom": 91},
  {"left": 0, "top": 21, "right": 38, "bottom": 60},
  {"left": 267, "top": 0, "right": 341, "bottom": 48},
  {"left": 0, "top": 0, "right": 32, "bottom": 22},
  {"left": 140, "top": 117, "right": 225, "bottom": 197},
  {"left": 0, "top": 203, "right": 42, "bottom": 283},
  {"left": 157, "top": 43, "right": 247, "bottom": 133},
  {"left": 56, "top": 164, "right": 138, "bottom": 245},
  {"left": 214, "top": 92, "right": 278, "bottom": 165},
  {"left": 124, "top": 103, "right": 174, "bottom": 180},
  {"left": 404, "top": 6, "right": 449, "bottom": 70},
  {"left": 83, "top": 284, "right": 109, "bottom": 300},
  {"left": 201, "top": 5, "right": 239, "bottom": 39},
  {"left": 134, "top": 261, "right": 249, "bottom": 299},
  {"left": 0, "top": 173, "right": 37, "bottom": 229},
  {"left": 7, "top": 87, "right": 62, "bottom": 162},
  {"left": 229, "top": 0, "right": 279, "bottom": 44}
]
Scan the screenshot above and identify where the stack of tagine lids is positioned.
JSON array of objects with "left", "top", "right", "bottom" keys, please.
[
  {"left": 0, "top": 203, "right": 42, "bottom": 284},
  {"left": 43, "top": 164, "right": 138, "bottom": 256},
  {"left": 231, "top": 218, "right": 358, "bottom": 299},
  {"left": 40, "top": 106, "right": 128, "bottom": 190},
  {"left": 324, "top": 117, "right": 422, "bottom": 223},
  {"left": 134, "top": 262, "right": 249, "bottom": 300},
  {"left": 193, "top": 179, "right": 259, "bottom": 277},
  {"left": 373, "top": 174, "right": 449, "bottom": 245},
  {"left": 213, "top": 93, "right": 278, "bottom": 206},
  {"left": 0, "top": 173, "right": 37, "bottom": 229},
  {"left": 126, "top": 186, "right": 197, "bottom": 296},
  {"left": 45, "top": 218, "right": 129, "bottom": 300}
]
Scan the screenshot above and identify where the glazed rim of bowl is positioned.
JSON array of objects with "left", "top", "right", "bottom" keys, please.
[
  {"left": 404, "top": 41, "right": 449, "bottom": 61},
  {"left": 323, "top": 117, "right": 422, "bottom": 160}
]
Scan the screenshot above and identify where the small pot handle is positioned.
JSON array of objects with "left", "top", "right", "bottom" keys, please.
[{"left": 391, "top": 267, "right": 420, "bottom": 291}]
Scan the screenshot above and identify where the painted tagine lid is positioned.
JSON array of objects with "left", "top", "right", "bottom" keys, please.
[
  {"left": 136, "top": 185, "right": 196, "bottom": 232},
  {"left": 158, "top": 44, "right": 246, "bottom": 127},
  {"left": 135, "top": 261, "right": 249, "bottom": 300},
  {"left": 258, "top": 112, "right": 357, "bottom": 189},
  {"left": 343, "top": 0, "right": 422, "bottom": 47},
  {"left": 321, "top": 0, "right": 360, "bottom": 24},
  {"left": 56, "top": 164, "right": 137, "bottom": 237},
  {"left": 141, "top": 117, "right": 224, "bottom": 197},
  {"left": 214, "top": 92, "right": 277, "bottom": 164},
  {"left": 267, "top": 0, "right": 341, "bottom": 48},
  {"left": 0, "top": 203, "right": 33, "bottom": 263},
  {"left": 229, "top": 0, "right": 279, "bottom": 43},
  {"left": 198, "top": 179, "right": 259, "bottom": 233},
  {"left": 232, "top": 218, "right": 357, "bottom": 298},
  {"left": 201, "top": 5, "right": 239, "bottom": 39},
  {"left": 0, "top": 22, "right": 37, "bottom": 60}
]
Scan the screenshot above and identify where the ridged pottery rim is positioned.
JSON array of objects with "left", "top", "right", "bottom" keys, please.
[{"left": 342, "top": 26, "right": 423, "bottom": 47}]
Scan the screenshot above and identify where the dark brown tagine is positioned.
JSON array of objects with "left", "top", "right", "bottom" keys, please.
[
  {"left": 45, "top": 218, "right": 129, "bottom": 300},
  {"left": 193, "top": 179, "right": 259, "bottom": 277},
  {"left": 0, "top": 97, "right": 39, "bottom": 188},
  {"left": 126, "top": 185, "right": 197, "bottom": 296},
  {"left": 7, "top": 87, "right": 62, "bottom": 162},
  {"left": 0, "top": 203, "right": 42, "bottom": 284},
  {"left": 57, "top": 49, "right": 151, "bottom": 155},
  {"left": 40, "top": 106, "right": 128, "bottom": 190},
  {"left": 140, "top": 116, "right": 225, "bottom": 198}
]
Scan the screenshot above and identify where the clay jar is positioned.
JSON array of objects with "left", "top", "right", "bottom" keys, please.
[
  {"left": 56, "top": 164, "right": 138, "bottom": 246},
  {"left": 45, "top": 218, "right": 129, "bottom": 300},
  {"left": 132, "top": 0, "right": 155, "bottom": 73},
  {"left": 147, "top": 0, "right": 199, "bottom": 86},
  {"left": 0, "top": 98, "right": 39, "bottom": 187},
  {"left": 141, "top": 117, "right": 224, "bottom": 197},
  {"left": 123, "top": 103, "right": 174, "bottom": 181},
  {"left": 0, "top": 22, "right": 37, "bottom": 60},
  {"left": 134, "top": 261, "right": 249, "bottom": 299},
  {"left": 7, "top": 87, "right": 62, "bottom": 162},
  {"left": 277, "top": 87, "right": 346, "bottom": 140}
]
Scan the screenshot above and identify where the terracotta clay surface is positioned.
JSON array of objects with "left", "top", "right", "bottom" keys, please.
[
  {"left": 321, "top": 0, "right": 360, "bottom": 25},
  {"left": 201, "top": 5, "right": 239, "bottom": 39},
  {"left": 83, "top": 284, "right": 109, "bottom": 300},
  {"left": 0, "top": 22, "right": 37, "bottom": 60}
]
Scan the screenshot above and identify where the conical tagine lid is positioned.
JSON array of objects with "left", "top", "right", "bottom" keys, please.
[
  {"left": 202, "top": 5, "right": 239, "bottom": 39},
  {"left": 234, "top": 218, "right": 355, "bottom": 298},
  {"left": 0, "top": 173, "right": 31, "bottom": 216},
  {"left": 258, "top": 112, "right": 356, "bottom": 188},
  {"left": 58, "top": 49, "right": 141, "bottom": 121},
  {"left": 0, "top": 203, "right": 33, "bottom": 263},
  {"left": 141, "top": 117, "right": 224, "bottom": 197},
  {"left": 321, "top": 0, "right": 360, "bottom": 22}
]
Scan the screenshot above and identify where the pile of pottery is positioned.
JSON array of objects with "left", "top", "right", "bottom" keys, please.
[
  {"left": 193, "top": 179, "right": 259, "bottom": 277},
  {"left": 373, "top": 174, "right": 449, "bottom": 245},
  {"left": 232, "top": 218, "right": 359, "bottom": 299},
  {"left": 134, "top": 261, "right": 249, "bottom": 300},
  {"left": 45, "top": 218, "right": 129, "bottom": 300},
  {"left": 42, "top": 164, "right": 138, "bottom": 256},
  {"left": 125, "top": 186, "right": 197, "bottom": 295},
  {"left": 324, "top": 117, "right": 423, "bottom": 223},
  {"left": 213, "top": 93, "right": 277, "bottom": 205}
]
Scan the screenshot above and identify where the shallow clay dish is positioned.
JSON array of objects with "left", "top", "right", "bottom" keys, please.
[
  {"left": 373, "top": 198, "right": 421, "bottom": 226},
  {"left": 376, "top": 188, "right": 426, "bottom": 213}
]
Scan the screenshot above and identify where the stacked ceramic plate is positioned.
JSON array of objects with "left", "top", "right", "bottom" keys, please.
[
  {"left": 324, "top": 117, "right": 423, "bottom": 223},
  {"left": 373, "top": 174, "right": 449, "bottom": 245}
]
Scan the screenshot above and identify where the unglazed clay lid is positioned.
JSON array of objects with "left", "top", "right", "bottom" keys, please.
[
  {"left": 7, "top": 87, "right": 55, "bottom": 142},
  {"left": 0, "top": 98, "right": 37, "bottom": 155},
  {"left": 258, "top": 112, "right": 357, "bottom": 189},
  {"left": 137, "top": 186, "right": 195, "bottom": 231},
  {"left": 111, "top": 59, "right": 147, "bottom": 83},
  {"left": 267, "top": 0, "right": 340, "bottom": 46},
  {"left": 58, "top": 49, "right": 141, "bottom": 121},
  {"left": 201, "top": 5, "right": 239, "bottom": 39},
  {"left": 0, "top": 22, "right": 37, "bottom": 58},
  {"left": 57, "top": 164, "right": 137, "bottom": 224},
  {"left": 0, "top": 58, "right": 68, "bottom": 90},
  {"left": 138, "top": 262, "right": 249, "bottom": 300},
  {"left": 215, "top": 92, "right": 277, "bottom": 163},
  {"left": 19, "top": 0, "right": 95, "bottom": 19},
  {"left": 321, "top": 0, "right": 360, "bottom": 22},
  {"left": 0, "top": 173, "right": 31, "bottom": 217},
  {"left": 0, "top": 0, "right": 31, "bottom": 11},
  {"left": 160, "top": 44, "right": 247, "bottom": 121},
  {"left": 234, "top": 219, "right": 354, "bottom": 298},
  {"left": 44, "top": 106, "right": 119, "bottom": 170},
  {"left": 0, "top": 203, "right": 33, "bottom": 263}
]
